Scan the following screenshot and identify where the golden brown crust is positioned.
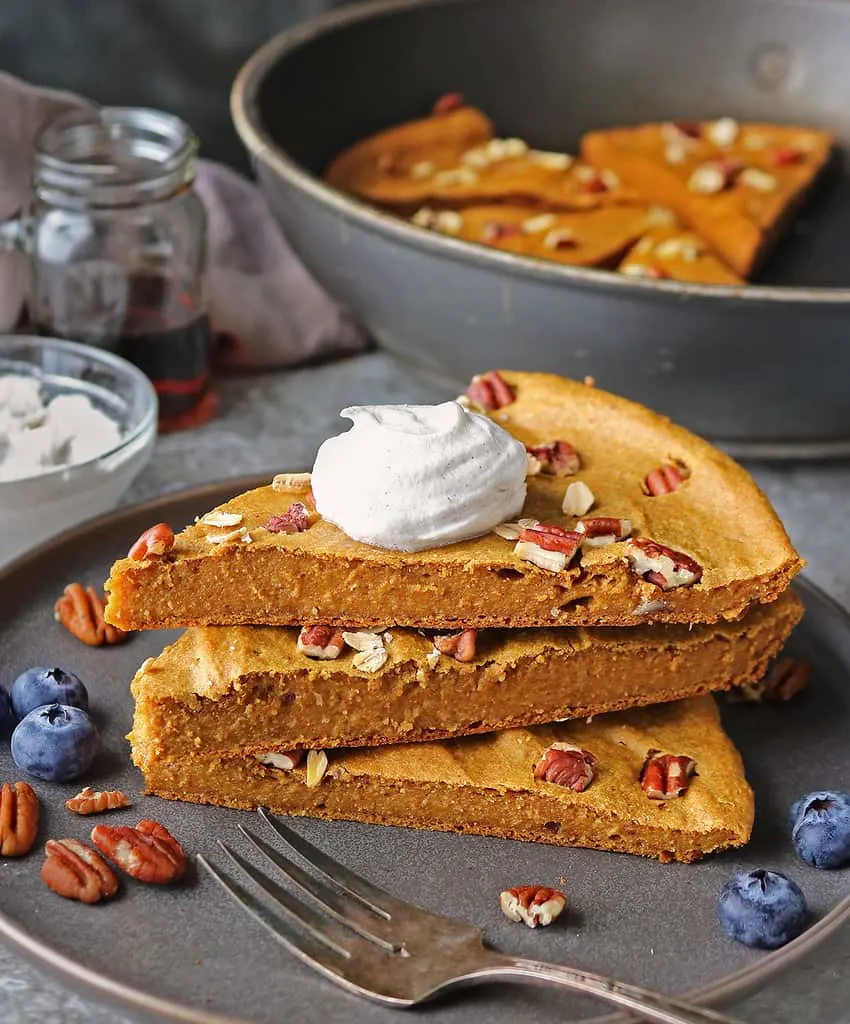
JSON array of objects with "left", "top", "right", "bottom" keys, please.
[
  {"left": 105, "top": 371, "right": 803, "bottom": 631},
  {"left": 130, "top": 591, "right": 801, "bottom": 761},
  {"left": 140, "top": 696, "right": 754, "bottom": 863}
]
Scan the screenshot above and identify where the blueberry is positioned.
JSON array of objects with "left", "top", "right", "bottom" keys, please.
[
  {"left": 791, "top": 790, "right": 850, "bottom": 869},
  {"left": 11, "top": 703, "right": 99, "bottom": 782},
  {"left": 0, "top": 687, "right": 15, "bottom": 736},
  {"left": 718, "top": 869, "right": 808, "bottom": 949},
  {"left": 11, "top": 666, "right": 88, "bottom": 719}
]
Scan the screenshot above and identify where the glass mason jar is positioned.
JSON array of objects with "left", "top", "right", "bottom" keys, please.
[{"left": 24, "top": 107, "right": 214, "bottom": 427}]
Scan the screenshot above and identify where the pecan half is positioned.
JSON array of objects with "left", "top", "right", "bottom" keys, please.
[
  {"left": 732, "top": 657, "right": 812, "bottom": 703},
  {"left": 0, "top": 782, "right": 39, "bottom": 856},
  {"left": 640, "top": 752, "right": 696, "bottom": 799},
  {"left": 525, "top": 441, "right": 580, "bottom": 476},
  {"left": 128, "top": 523, "right": 175, "bottom": 560},
  {"left": 626, "top": 537, "right": 703, "bottom": 589},
  {"left": 533, "top": 744, "right": 596, "bottom": 791},
  {"left": 91, "top": 819, "right": 186, "bottom": 884},
  {"left": 54, "top": 583, "right": 129, "bottom": 647},
  {"left": 644, "top": 461, "right": 689, "bottom": 496},
  {"left": 433, "top": 628, "right": 478, "bottom": 663},
  {"left": 433, "top": 91, "right": 464, "bottom": 114},
  {"left": 254, "top": 750, "right": 304, "bottom": 771},
  {"left": 515, "top": 524, "right": 582, "bottom": 573},
  {"left": 499, "top": 885, "right": 567, "bottom": 928},
  {"left": 576, "top": 516, "right": 632, "bottom": 547},
  {"left": 267, "top": 501, "right": 312, "bottom": 534},
  {"left": 466, "top": 371, "right": 515, "bottom": 411},
  {"left": 66, "top": 786, "right": 132, "bottom": 816},
  {"left": 42, "top": 839, "right": 119, "bottom": 903},
  {"left": 297, "top": 625, "right": 346, "bottom": 659}
]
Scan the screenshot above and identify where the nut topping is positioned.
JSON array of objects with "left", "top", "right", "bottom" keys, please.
[
  {"left": 305, "top": 749, "right": 329, "bottom": 788},
  {"left": 575, "top": 517, "right": 632, "bottom": 547},
  {"left": 492, "top": 517, "right": 539, "bottom": 540},
  {"left": 644, "top": 460, "right": 689, "bottom": 496},
  {"left": 771, "top": 146, "right": 803, "bottom": 167},
  {"left": 255, "top": 751, "right": 304, "bottom": 771},
  {"left": 664, "top": 120, "right": 702, "bottom": 140},
  {"left": 410, "top": 160, "right": 436, "bottom": 180},
  {"left": 342, "top": 630, "right": 387, "bottom": 673},
  {"left": 739, "top": 167, "right": 777, "bottom": 193},
  {"left": 543, "top": 228, "right": 578, "bottom": 250},
  {"left": 433, "top": 210, "right": 464, "bottom": 235},
  {"left": 521, "top": 213, "right": 557, "bottom": 235},
  {"left": 272, "top": 472, "right": 312, "bottom": 493},
  {"left": 707, "top": 116, "right": 739, "bottom": 147},
  {"left": 499, "top": 885, "right": 567, "bottom": 928},
  {"left": 515, "top": 524, "right": 582, "bottom": 572},
  {"left": 524, "top": 441, "right": 580, "bottom": 476},
  {"left": 128, "top": 522, "right": 174, "bottom": 560},
  {"left": 433, "top": 628, "right": 478, "bottom": 663},
  {"left": 433, "top": 92, "right": 464, "bottom": 114},
  {"left": 0, "top": 782, "right": 39, "bottom": 856},
  {"left": 266, "top": 501, "right": 312, "bottom": 534},
  {"left": 466, "top": 371, "right": 515, "bottom": 411},
  {"left": 640, "top": 752, "right": 696, "bottom": 799},
  {"left": 621, "top": 263, "right": 667, "bottom": 279},
  {"left": 561, "top": 481, "right": 594, "bottom": 516},
  {"left": 297, "top": 625, "right": 346, "bottom": 660},
  {"left": 54, "top": 583, "right": 129, "bottom": 647},
  {"left": 529, "top": 149, "right": 573, "bottom": 171},
  {"left": 206, "top": 525, "right": 252, "bottom": 545},
  {"left": 626, "top": 537, "right": 703, "bottom": 589},
  {"left": 732, "top": 657, "right": 812, "bottom": 703},
  {"left": 200, "top": 510, "right": 243, "bottom": 528},
  {"left": 481, "top": 221, "right": 523, "bottom": 243},
  {"left": 41, "top": 838, "right": 119, "bottom": 903},
  {"left": 534, "top": 744, "right": 597, "bottom": 791},
  {"left": 66, "top": 787, "right": 132, "bottom": 815},
  {"left": 687, "top": 162, "right": 729, "bottom": 195},
  {"left": 91, "top": 819, "right": 186, "bottom": 884}
]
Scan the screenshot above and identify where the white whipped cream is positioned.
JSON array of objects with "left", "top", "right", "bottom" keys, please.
[
  {"left": 311, "top": 401, "right": 527, "bottom": 551},
  {"left": 0, "top": 374, "right": 123, "bottom": 483}
]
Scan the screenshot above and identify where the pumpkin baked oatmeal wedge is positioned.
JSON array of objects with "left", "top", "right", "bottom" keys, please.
[
  {"left": 140, "top": 695, "right": 753, "bottom": 864},
  {"left": 619, "top": 225, "right": 744, "bottom": 285},
  {"left": 105, "top": 372, "right": 803, "bottom": 631},
  {"left": 129, "top": 590, "right": 801, "bottom": 760},
  {"left": 582, "top": 118, "right": 833, "bottom": 277}
]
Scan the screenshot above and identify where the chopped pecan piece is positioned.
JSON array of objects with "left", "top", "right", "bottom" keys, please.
[
  {"left": 525, "top": 440, "right": 580, "bottom": 476},
  {"left": 732, "top": 657, "right": 812, "bottom": 703},
  {"left": 492, "top": 517, "right": 539, "bottom": 541},
  {"left": 433, "top": 91, "right": 464, "bottom": 114},
  {"left": 481, "top": 221, "right": 523, "bottom": 244},
  {"left": 499, "top": 885, "right": 567, "bottom": 928},
  {"left": 771, "top": 146, "right": 803, "bottom": 167},
  {"left": 54, "top": 583, "right": 129, "bottom": 647},
  {"left": 640, "top": 752, "right": 696, "bottom": 799},
  {"left": 644, "top": 461, "right": 689, "bottom": 496},
  {"left": 128, "top": 523, "right": 174, "bottom": 560},
  {"left": 466, "top": 371, "right": 515, "bottom": 411},
  {"left": 42, "top": 839, "right": 119, "bottom": 903},
  {"left": 561, "top": 481, "right": 594, "bottom": 516},
  {"left": 576, "top": 517, "right": 632, "bottom": 547},
  {"left": 341, "top": 631, "right": 388, "bottom": 672},
  {"left": 433, "top": 628, "right": 478, "bottom": 663},
  {"left": 91, "top": 819, "right": 186, "bottom": 884},
  {"left": 255, "top": 751, "right": 304, "bottom": 770},
  {"left": 515, "top": 524, "right": 582, "bottom": 572},
  {"left": 266, "top": 501, "right": 311, "bottom": 534},
  {"left": 66, "top": 787, "right": 132, "bottom": 815},
  {"left": 200, "top": 510, "right": 243, "bottom": 528},
  {"left": 0, "top": 782, "right": 39, "bottom": 857},
  {"left": 297, "top": 625, "right": 346, "bottom": 660},
  {"left": 533, "top": 744, "right": 596, "bottom": 791},
  {"left": 669, "top": 120, "right": 702, "bottom": 139},
  {"left": 626, "top": 537, "right": 703, "bottom": 589}
]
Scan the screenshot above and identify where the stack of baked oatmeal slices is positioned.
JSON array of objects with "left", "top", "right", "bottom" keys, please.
[{"left": 106, "top": 372, "right": 804, "bottom": 863}]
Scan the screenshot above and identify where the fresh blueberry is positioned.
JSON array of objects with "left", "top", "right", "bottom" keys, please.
[
  {"left": 718, "top": 869, "right": 808, "bottom": 949},
  {"left": 0, "top": 687, "right": 15, "bottom": 735},
  {"left": 11, "top": 666, "right": 88, "bottom": 719},
  {"left": 11, "top": 703, "right": 99, "bottom": 782},
  {"left": 791, "top": 790, "right": 850, "bottom": 869}
]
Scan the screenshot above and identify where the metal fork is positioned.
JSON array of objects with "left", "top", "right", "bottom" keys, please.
[{"left": 197, "top": 808, "right": 743, "bottom": 1024}]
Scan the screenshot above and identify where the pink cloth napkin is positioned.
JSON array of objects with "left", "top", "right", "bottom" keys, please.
[{"left": 0, "top": 72, "right": 366, "bottom": 367}]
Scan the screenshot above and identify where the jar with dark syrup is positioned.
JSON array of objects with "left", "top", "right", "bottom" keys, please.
[{"left": 27, "top": 107, "right": 213, "bottom": 428}]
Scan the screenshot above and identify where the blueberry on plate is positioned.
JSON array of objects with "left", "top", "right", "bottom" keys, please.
[
  {"left": 791, "top": 790, "right": 850, "bottom": 869},
  {"left": 11, "top": 703, "right": 99, "bottom": 782},
  {"left": 718, "top": 869, "right": 808, "bottom": 949},
  {"left": 11, "top": 666, "right": 88, "bottom": 720}
]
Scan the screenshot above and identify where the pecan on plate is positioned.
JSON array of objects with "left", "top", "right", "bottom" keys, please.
[
  {"left": 0, "top": 782, "right": 39, "bottom": 857},
  {"left": 640, "top": 751, "right": 696, "bottom": 799},
  {"left": 644, "top": 460, "right": 690, "bottom": 496},
  {"left": 525, "top": 441, "right": 580, "bottom": 477},
  {"left": 576, "top": 517, "right": 632, "bottom": 548},
  {"left": 266, "top": 501, "right": 312, "bottom": 534},
  {"left": 732, "top": 657, "right": 812, "bottom": 703},
  {"left": 533, "top": 744, "right": 596, "bottom": 792},
  {"left": 433, "top": 628, "right": 478, "bottom": 663},
  {"left": 297, "top": 625, "right": 346, "bottom": 660},
  {"left": 515, "top": 524, "right": 582, "bottom": 573},
  {"left": 128, "top": 522, "right": 175, "bottom": 560},
  {"left": 91, "top": 819, "right": 186, "bottom": 884},
  {"left": 54, "top": 583, "right": 129, "bottom": 647},
  {"left": 499, "top": 885, "right": 567, "bottom": 928},
  {"left": 42, "top": 838, "right": 119, "bottom": 903},
  {"left": 626, "top": 537, "right": 703, "bottom": 590},
  {"left": 466, "top": 371, "right": 515, "bottom": 411},
  {"left": 66, "top": 786, "right": 132, "bottom": 816}
]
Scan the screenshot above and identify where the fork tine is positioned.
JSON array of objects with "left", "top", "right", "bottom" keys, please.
[
  {"left": 216, "top": 840, "right": 366, "bottom": 960},
  {"left": 238, "top": 825, "right": 402, "bottom": 953},
  {"left": 258, "top": 809, "right": 414, "bottom": 919}
]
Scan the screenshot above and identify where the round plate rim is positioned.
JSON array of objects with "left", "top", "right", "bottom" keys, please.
[{"left": 0, "top": 475, "right": 848, "bottom": 1024}]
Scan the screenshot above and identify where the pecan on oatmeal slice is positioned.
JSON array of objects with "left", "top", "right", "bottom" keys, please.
[
  {"left": 640, "top": 752, "right": 696, "bottom": 799},
  {"left": 525, "top": 441, "right": 580, "bottom": 476},
  {"left": 626, "top": 537, "right": 702, "bottom": 589},
  {"left": 533, "top": 744, "right": 596, "bottom": 792},
  {"left": 297, "top": 625, "right": 346, "bottom": 660},
  {"left": 515, "top": 524, "right": 582, "bottom": 573},
  {"left": 433, "top": 628, "right": 478, "bottom": 663},
  {"left": 465, "top": 371, "right": 515, "bottom": 411}
]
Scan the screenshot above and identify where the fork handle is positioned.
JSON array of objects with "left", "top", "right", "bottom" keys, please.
[{"left": 468, "top": 955, "right": 742, "bottom": 1024}]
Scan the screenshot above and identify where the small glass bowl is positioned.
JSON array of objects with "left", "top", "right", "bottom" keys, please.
[{"left": 0, "top": 336, "right": 157, "bottom": 565}]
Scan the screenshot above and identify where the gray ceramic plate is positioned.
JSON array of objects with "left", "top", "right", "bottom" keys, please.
[{"left": 0, "top": 477, "right": 848, "bottom": 1024}]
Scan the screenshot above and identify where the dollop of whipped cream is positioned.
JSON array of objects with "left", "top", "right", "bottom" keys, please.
[{"left": 311, "top": 402, "right": 527, "bottom": 552}]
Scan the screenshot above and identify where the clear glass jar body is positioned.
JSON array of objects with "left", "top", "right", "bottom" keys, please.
[{"left": 26, "top": 107, "right": 213, "bottom": 426}]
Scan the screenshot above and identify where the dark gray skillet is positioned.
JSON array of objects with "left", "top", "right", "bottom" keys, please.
[{"left": 231, "top": 0, "right": 850, "bottom": 458}]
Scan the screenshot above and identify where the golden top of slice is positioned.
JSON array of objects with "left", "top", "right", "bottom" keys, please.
[{"left": 619, "top": 225, "right": 744, "bottom": 285}]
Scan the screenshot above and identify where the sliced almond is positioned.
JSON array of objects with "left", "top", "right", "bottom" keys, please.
[
  {"left": 200, "top": 510, "right": 244, "bottom": 528},
  {"left": 530, "top": 150, "right": 573, "bottom": 171},
  {"left": 272, "top": 472, "right": 312, "bottom": 493},
  {"left": 206, "top": 526, "right": 252, "bottom": 545},
  {"left": 305, "top": 749, "right": 329, "bottom": 788},
  {"left": 352, "top": 647, "right": 388, "bottom": 673},
  {"left": 514, "top": 540, "right": 568, "bottom": 572},
  {"left": 562, "top": 481, "right": 595, "bottom": 516},
  {"left": 341, "top": 630, "right": 384, "bottom": 652}
]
